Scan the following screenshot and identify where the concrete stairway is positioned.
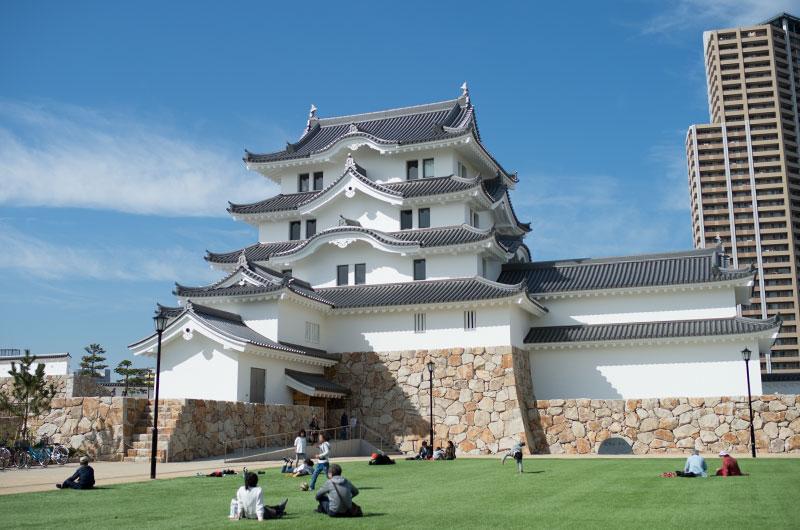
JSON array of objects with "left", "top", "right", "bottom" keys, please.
[{"left": 122, "top": 402, "right": 180, "bottom": 463}]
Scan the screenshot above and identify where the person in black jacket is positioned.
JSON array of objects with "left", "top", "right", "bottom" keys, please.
[
  {"left": 405, "top": 440, "right": 433, "bottom": 460},
  {"left": 57, "top": 456, "right": 95, "bottom": 489}
]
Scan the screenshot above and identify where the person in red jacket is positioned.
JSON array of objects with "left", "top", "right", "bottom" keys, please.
[{"left": 715, "top": 450, "right": 747, "bottom": 476}]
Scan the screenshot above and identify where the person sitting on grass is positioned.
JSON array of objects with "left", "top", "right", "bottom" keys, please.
[
  {"left": 236, "top": 472, "right": 288, "bottom": 520},
  {"left": 715, "top": 450, "right": 747, "bottom": 476},
  {"left": 676, "top": 449, "right": 708, "bottom": 477},
  {"left": 314, "top": 464, "right": 361, "bottom": 517},
  {"left": 432, "top": 446, "right": 445, "bottom": 460},
  {"left": 283, "top": 458, "right": 313, "bottom": 476},
  {"left": 501, "top": 441, "right": 526, "bottom": 474},
  {"left": 444, "top": 440, "right": 456, "bottom": 460},
  {"left": 293, "top": 429, "right": 307, "bottom": 467},
  {"left": 56, "top": 455, "right": 95, "bottom": 490},
  {"left": 308, "top": 433, "right": 331, "bottom": 490},
  {"left": 406, "top": 440, "right": 432, "bottom": 460}
]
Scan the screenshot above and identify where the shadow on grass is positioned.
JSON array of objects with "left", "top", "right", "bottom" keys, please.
[
  {"left": 357, "top": 486, "right": 382, "bottom": 490},
  {"left": 524, "top": 471, "right": 545, "bottom": 474}
]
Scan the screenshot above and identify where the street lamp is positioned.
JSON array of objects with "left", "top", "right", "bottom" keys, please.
[
  {"left": 427, "top": 360, "right": 435, "bottom": 453},
  {"left": 741, "top": 347, "right": 757, "bottom": 458},
  {"left": 151, "top": 312, "right": 168, "bottom": 479}
]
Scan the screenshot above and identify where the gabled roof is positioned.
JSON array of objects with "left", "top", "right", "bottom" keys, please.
[
  {"left": 206, "top": 225, "right": 512, "bottom": 265},
  {"left": 285, "top": 369, "right": 349, "bottom": 396},
  {"left": 140, "top": 302, "right": 336, "bottom": 361},
  {"left": 524, "top": 316, "right": 781, "bottom": 345},
  {"left": 498, "top": 246, "right": 753, "bottom": 294},
  {"left": 315, "top": 276, "right": 546, "bottom": 311},
  {"left": 245, "top": 98, "right": 474, "bottom": 164}
]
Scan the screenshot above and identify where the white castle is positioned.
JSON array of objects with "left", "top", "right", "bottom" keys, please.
[{"left": 130, "top": 87, "right": 778, "bottom": 445}]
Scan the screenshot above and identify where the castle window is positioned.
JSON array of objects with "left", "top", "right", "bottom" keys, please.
[
  {"left": 407, "top": 160, "right": 419, "bottom": 180},
  {"left": 413, "top": 259, "right": 426, "bottom": 281},
  {"left": 337, "top": 265, "right": 349, "bottom": 286},
  {"left": 313, "top": 172, "right": 324, "bottom": 191},
  {"left": 289, "top": 221, "right": 301, "bottom": 240},
  {"left": 464, "top": 310, "right": 477, "bottom": 330},
  {"left": 298, "top": 173, "right": 310, "bottom": 192},
  {"left": 306, "top": 219, "right": 317, "bottom": 238},
  {"left": 457, "top": 161, "right": 468, "bottom": 178},
  {"left": 471, "top": 210, "right": 480, "bottom": 228},
  {"left": 401, "top": 209, "right": 413, "bottom": 230},
  {"left": 423, "top": 158, "right": 434, "bottom": 178},
  {"left": 414, "top": 313, "right": 426, "bottom": 334},
  {"left": 305, "top": 322, "right": 320, "bottom": 343},
  {"left": 281, "top": 269, "right": 292, "bottom": 277},
  {"left": 418, "top": 208, "right": 430, "bottom": 229},
  {"left": 355, "top": 263, "right": 366, "bottom": 285}
]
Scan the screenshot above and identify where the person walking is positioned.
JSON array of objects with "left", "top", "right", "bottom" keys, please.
[
  {"left": 309, "top": 433, "right": 331, "bottom": 490},
  {"left": 501, "top": 441, "right": 526, "bottom": 474}
]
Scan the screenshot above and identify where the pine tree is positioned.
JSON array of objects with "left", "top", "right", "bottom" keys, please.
[
  {"left": 0, "top": 349, "right": 56, "bottom": 441},
  {"left": 80, "top": 344, "right": 108, "bottom": 379},
  {"left": 114, "top": 360, "right": 144, "bottom": 393}
]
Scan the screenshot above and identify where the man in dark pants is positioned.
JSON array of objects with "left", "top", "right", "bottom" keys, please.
[{"left": 57, "top": 456, "right": 95, "bottom": 489}]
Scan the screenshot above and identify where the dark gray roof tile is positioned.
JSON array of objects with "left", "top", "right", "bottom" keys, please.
[
  {"left": 499, "top": 246, "right": 753, "bottom": 293},
  {"left": 285, "top": 369, "right": 350, "bottom": 395},
  {"left": 524, "top": 316, "right": 781, "bottom": 344}
]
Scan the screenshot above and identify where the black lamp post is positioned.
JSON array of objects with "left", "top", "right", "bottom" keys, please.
[
  {"left": 740, "top": 347, "right": 757, "bottom": 458},
  {"left": 427, "top": 360, "right": 435, "bottom": 452},
  {"left": 151, "top": 312, "right": 168, "bottom": 479}
]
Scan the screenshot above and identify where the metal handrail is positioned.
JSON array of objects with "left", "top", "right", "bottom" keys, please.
[{"left": 222, "top": 424, "right": 390, "bottom": 462}]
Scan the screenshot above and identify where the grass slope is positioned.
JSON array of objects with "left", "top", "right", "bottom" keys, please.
[{"left": 1, "top": 458, "right": 799, "bottom": 529}]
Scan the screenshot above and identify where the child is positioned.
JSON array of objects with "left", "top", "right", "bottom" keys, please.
[
  {"left": 501, "top": 441, "right": 526, "bottom": 474},
  {"left": 293, "top": 429, "right": 307, "bottom": 467},
  {"left": 309, "top": 433, "right": 331, "bottom": 490},
  {"left": 284, "top": 459, "right": 314, "bottom": 477},
  {"left": 432, "top": 446, "right": 445, "bottom": 460}
]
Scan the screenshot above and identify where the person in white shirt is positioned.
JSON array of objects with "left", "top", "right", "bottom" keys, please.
[
  {"left": 293, "top": 429, "right": 307, "bottom": 467},
  {"left": 309, "top": 433, "right": 331, "bottom": 490},
  {"left": 236, "top": 472, "right": 288, "bottom": 520}
]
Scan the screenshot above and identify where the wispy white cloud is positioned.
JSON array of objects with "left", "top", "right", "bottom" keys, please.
[
  {"left": 0, "top": 224, "right": 218, "bottom": 283},
  {"left": 642, "top": 0, "right": 795, "bottom": 34},
  {"left": 0, "top": 100, "right": 278, "bottom": 216}
]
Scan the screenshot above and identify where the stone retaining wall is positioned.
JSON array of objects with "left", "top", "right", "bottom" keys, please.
[
  {"left": 326, "top": 345, "right": 537, "bottom": 455},
  {"left": 535, "top": 395, "right": 800, "bottom": 454},
  {"left": 0, "top": 374, "right": 110, "bottom": 399}
]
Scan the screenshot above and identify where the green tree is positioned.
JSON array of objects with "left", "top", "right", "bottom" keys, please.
[
  {"left": 0, "top": 349, "right": 56, "bottom": 441},
  {"left": 80, "top": 343, "right": 107, "bottom": 379},
  {"left": 114, "top": 360, "right": 144, "bottom": 393}
]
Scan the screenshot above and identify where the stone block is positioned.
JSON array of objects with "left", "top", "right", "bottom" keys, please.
[{"left": 640, "top": 418, "right": 658, "bottom": 432}]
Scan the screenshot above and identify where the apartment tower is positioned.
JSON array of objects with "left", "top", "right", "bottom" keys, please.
[{"left": 687, "top": 13, "right": 800, "bottom": 373}]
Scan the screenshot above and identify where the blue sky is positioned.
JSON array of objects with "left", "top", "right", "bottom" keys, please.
[{"left": 0, "top": 0, "right": 795, "bottom": 372}]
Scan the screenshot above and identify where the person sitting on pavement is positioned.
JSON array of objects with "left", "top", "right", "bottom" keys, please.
[
  {"left": 501, "top": 441, "right": 526, "bottom": 474},
  {"left": 56, "top": 455, "right": 95, "bottom": 489},
  {"left": 314, "top": 464, "right": 361, "bottom": 517},
  {"left": 676, "top": 449, "right": 708, "bottom": 477},
  {"left": 236, "top": 472, "right": 288, "bottom": 520},
  {"left": 444, "top": 440, "right": 456, "bottom": 460},
  {"left": 715, "top": 450, "right": 747, "bottom": 476}
]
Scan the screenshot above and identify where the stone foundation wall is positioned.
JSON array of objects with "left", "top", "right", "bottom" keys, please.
[
  {"left": 0, "top": 374, "right": 110, "bottom": 399},
  {"left": 535, "top": 395, "right": 800, "bottom": 454},
  {"left": 326, "top": 345, "right": 536, "bottom": 455}
]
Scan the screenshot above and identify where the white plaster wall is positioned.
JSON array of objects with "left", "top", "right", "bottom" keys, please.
[
  {"left": 533, "top": 288, "right": 738, "bottom": 327},
  {"left": 270, "top": 240, "right": 481, "bottom": 287},
  {"left": 210, "top": 300, "right": 279, "bottom": 340},
  {"left": 508, "top": 305, "right": 533, "bottom": 349},
  {"left": 277, "top": 300, "right": 327, "bottom": 347},
  {"left": 0, "top": 359, "right": 69, "bottom": 376},
  {"left": 156, "top": 333, "right": 240, "bottom": 401},
  {"left": 234, "top": 349, "right": 326, "bottom": 404},
  {"left": 326, "top": 305, "right": 515, "bottom": 352},
  {"left": 529, "top": 339, "right": 764, "bottom": 399}
]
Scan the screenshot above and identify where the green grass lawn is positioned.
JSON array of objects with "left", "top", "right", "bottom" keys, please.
[{"left": 2, "top": 457, "right": 799, "bottom": 529}]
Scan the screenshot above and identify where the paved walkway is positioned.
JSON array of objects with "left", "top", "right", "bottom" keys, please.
[{"left": 1, "top": 453, "right": 794, "bottom": 495}]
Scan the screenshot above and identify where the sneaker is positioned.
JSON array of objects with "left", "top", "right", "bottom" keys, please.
[{"left": 279, "top": 498, "right": 288, "bottom": 511}]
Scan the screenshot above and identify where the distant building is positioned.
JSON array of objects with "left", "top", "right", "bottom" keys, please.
[
  {"left": 0, "top": 349, "right": 71, "bottom": 376},
  {"left": 686, "top": 13, "right": 800, "bottom": 373}
]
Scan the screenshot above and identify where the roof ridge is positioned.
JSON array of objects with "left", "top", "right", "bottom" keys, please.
[
  {"left": 515, "top": 247, "right": 719, "bottom": 269},
  {"left": 538, "top": 316, "right": 778, "bottom": 330},
  {"left": 316, "top": 99, "right": 460, "bottom": 127}
]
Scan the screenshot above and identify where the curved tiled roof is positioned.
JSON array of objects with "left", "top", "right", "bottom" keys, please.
[
  {"left": 285, "top": 369, "right": 350, "bottom": 395},
  {"left": 315, "top": 276, "right": 545, "bottom": 311},
  {"left": 206, "top": 225, "right": 509, "bottom": 265},
  {"left": 524, "top": 316, "right": 781, "bottom": 344},
  {"left": 498, "top": 247, "right": 753, "bottom": 293},
  {"left": 245, "top": 99, "right": 473, "bottom": 163}
]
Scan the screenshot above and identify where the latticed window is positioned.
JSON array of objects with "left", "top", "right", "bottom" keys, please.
[
  {"left": 414, "top": 313, "right": 426, "bottom": 334},
  {"left": 305, "top": 322, "right": 320, "bottom": 343},
  {"left": 464, "top": 310, "right": 476, "bottom": 330}
]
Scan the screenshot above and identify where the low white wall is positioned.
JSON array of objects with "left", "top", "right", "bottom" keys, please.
[
  {"left": 157, "top": 333, "right": 240, "bottom": 402},
  {"left": 529, "top": 339, "right": 764, "bottom": 399},
  {"left": 0, "top": 359, "right": 70, "bottom": 376}
]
